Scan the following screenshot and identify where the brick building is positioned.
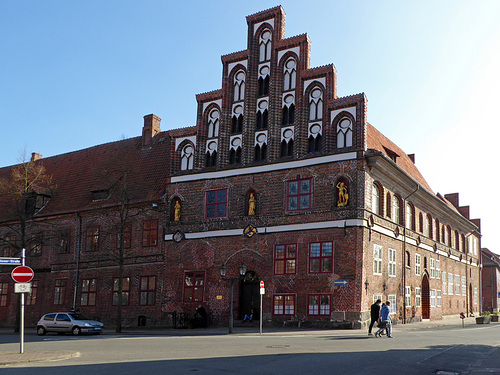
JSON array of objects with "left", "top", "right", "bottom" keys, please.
[
  {"left": 0, "top": 6, "right": 481, "bottom": 329},
  {"left": 481, "top": 248, "right": 500, "bottom": 313}
]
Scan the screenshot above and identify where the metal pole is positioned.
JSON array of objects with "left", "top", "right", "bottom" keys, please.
[
  {"left": 229, "top": 280, "right": 234, "bottom": 334},
  {"left": 260, "top": 293, "right": 263, "bottom": 334},
  {"left": 20, "top": 248, "right": 25, "bottom": 354}
]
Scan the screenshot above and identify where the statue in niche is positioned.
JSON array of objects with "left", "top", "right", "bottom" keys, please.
[
  {"left": 336, "top": 181, "right": 349, "bottom": 207},
  {"left": 248, "top": 192, "right": 256, "bottom": 216},
  {"left": 174, "top": 200, "right": 181, "bottom": 221}
]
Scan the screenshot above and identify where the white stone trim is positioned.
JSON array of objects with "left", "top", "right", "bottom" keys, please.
[
  {"left": 303, "top": 77, "right": 326, "bottom": 93},
  {"left": 170, "top": 152, "right": 357, "bottom": 183},
  {"left": 254, "top": 19, "right": 274, "bottom": 34},
  {"left": 202, "top": 99, "right": 222, "bottom": 114},
  {"left": 175, "top": 136, "right": 196, "bottom": 151},
  {"left": 228, "top": 59, "right": 248, "bottom": 76},
  {"left": 331, "top": 106, "right": 357, "bottom": 122},
  {"left": 278, "top": 47, "right": 300, "bottom": 63}
]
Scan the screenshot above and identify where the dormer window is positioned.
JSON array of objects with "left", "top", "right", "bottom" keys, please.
[
  {"left": 24, "top": 192, "right": 51, "bottom": 217},
  {"left": 383, "top": 147, "right": 399, "bottom": 163},
  {"left": 91, "top": 189, "right": 110, "bottom": 201}
]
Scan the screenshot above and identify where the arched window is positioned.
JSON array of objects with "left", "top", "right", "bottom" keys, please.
[
  {"left": 418, "top": 213, "right": 424, "bottom": 233},
  {"left": 280, "top": 139, "right": 293, "bottom": 157},
  {"left": 308, "top": 135, "right": 322, "bottom": 153},
  {"left": 392, "top": 195, "right": 401, "bottom": 224},
  {"left": 426, "top": 214, "right": 432, "bottom": 238},
  {"left": 309, "top": 88, "right": 323, "bottom": 121},
  {"left": 282, "top": 104, "right": 295, "bottom": 126},
  {"left": 207, "top": 109, "right": 220, "bottom": 139},
  {"left": 205, "top": 151, "right": 217, "bottom": 167},
  {"left": 405, "top": 203, "right": 414, "bottom": 230},
  {"left": 254, "top": 143, "right": 267, "bottom": 161},
  {"left": 283, "top": 58, "right": 296, "bottom": 91},
  {"left": 229, "top": 147, "right": 241, "bottom": 165},
  {"left": 435, "top": 219, "right": 440, "bottom": 242},
  {"left": 258, "top": 76, "right": 270, "bottom": 97},
  {"left": 259, "top": 29, "right": 272, "bottom": 62},
  {"left": 233, "top": 70, "right": 245, "bottom": 102},
  {"left": 372, "top": 184, "right": 380, "bottom": 215},
  {"left": 231, "top": 115, "right": 243, "bottom": 133},
  {"left": 337, "top": 117, "right": 353, "bottom": 148},
  {"left": 180, "top": 144, "right": 194, "bottom": 171},
  {"left": 256, "top": 109, "right": 268, "bottom": 130},
  {"left": 386, "top": 193, "right": 392, "bottom": 219}
]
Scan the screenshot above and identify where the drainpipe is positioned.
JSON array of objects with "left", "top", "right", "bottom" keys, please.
[{"left": 403, "top": 185, "right": 419, "bottom": 324}]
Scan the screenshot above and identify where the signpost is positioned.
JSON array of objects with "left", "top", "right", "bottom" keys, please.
[
  {"left": 11, "top": 266, "right": 34, "bottom": 283},
  {"left": 334, "top": 280, "right": 349, "bottom": 286},
  {"left": 259, "top": 281, "right": 265, "bottom": 334},
  {"left": 0, "top": 257, "right": 21, "bottom": 265},
  {"left": 460, "top": 312, "right": 466, "bottom": 328}
]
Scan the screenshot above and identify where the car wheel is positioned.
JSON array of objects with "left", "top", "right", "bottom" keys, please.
[
  {"left": 72, "top": 326, "right": 81, "bottom": 336},
  {"left": 37, "top": 326, "right": 46, "bottom": 336}
]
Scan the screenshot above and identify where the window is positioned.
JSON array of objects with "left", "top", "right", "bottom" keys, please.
[
  {"left": 30, "top": 232, "right": 44, "bottom": 256},
  {"left": 274, "top": 244, "right": 297, "bottom": 275},
  {"left": 388, "top": 295, "right": 397, "bottom": 314},
  {"left": 415, "top": 254, "right": 421, "bottom": 276},
  {"left": 415, "top": 287, "right": 421, "bottom": 307},
  {"left": 308, "top": 294, "right": 331, "bottom": 316},
  {"left": 207, "top": 109, "right": 220, "bottom": 138},
  {"left": 442, "top": 271, "right": 447, "bottom": 295},
  {"left": 113, "top": 277, "right": 130, "bottom": 306},
  {"left": 258, "top": 76, "right": 269, "bottom": 97},
  {"left": 282, "top": 104, "right": 295, "bottom": 126},
  {"left": 308, "top": 134, "right": 322, "bottom": 153},
  {"left": 280, "top": 139, "right": 294, "bottom": 158},
  {"left": 54, "top": 279, "right": 66, "bottom": 305},
  {"left": 430, "top": 289, "right": 436, "bottom": 307},
  {"left": 283, "top": 58, "right": 296, "bottom": 91},
  {"left": 81, "top": 278, "right": 97, "bottom": 306},
  {"left": 142, "top": 220, "right": 158, "bottom": 247},
  {"left": 259, "top": 29, "right": 272, "bottom": 62},
  {"left": 229, "top": 147, "right": 242, "bottom": 165},
  {"left": 454, "top": 275, "right": 461, "bottom": 295},
  {"left": 183, "top": 272, "right": 205, "bottom": 302},
  {"left": 58, "top": 229, "right": 71, "bottom": 254},
  {"left": 231, "top": 115, "right": 243, "bottom": 133},
  {"left": 309, "top": 242, "right": 333, "bottom": 273},
  {"left": 286, "top": 178, "right": 312, "bottom": 211},
  {"left": 140, "top": 276, "right": 156, "bottom": 306},
  {"left": 461, "top": 276, "right": 466, "bottom": 296},
  {"left": 388, "top": 248, "right": 396, "bottom": 277},
  {"left": 392, "top": 195, "right": 401, "bottom": 224},
  {"left": 406, "top": 203, "right": 414, "bottom": 230},
  {"left": 26, "top": 280, "right": 38, "bottom": 306},
  {"left": 373, "top": 244, "right": 382, "bottom": 275},
  {"left": 273, "top": 294, "right": 295, "bottom": 315},
  {"left": 254, "top": 143, "right": 267, "bottom": 162},
  {"left": 309, "top": 88, "right": 323, "bottom": 121},
  {"left": 337, "top": 117, "right": 353, "bottom": 148},
  {"left": 430, "top": 258, "right": 435, "bottom": 278},
  {"left": 85, "top": 226, "right": 100, "bottom": 252},
  {"left": 91, "top": 189, "right": 109, "bottom": 201},
  {"left": 233, "top": 70, "right": 245, "bottom": 102},
  {"left": 372, "top": 184, "right": 380, "bottom": 215},
  {"left": 448, "top": 273, "right": 454, "bottom": 295},
  {"left": 181, "top": 144, "right": 195, "bottom": 171},
  {"left": 205, "top": 150, "right": 217, "bottom": 167},
  {"left": 436, "top": 260, "right": 440, "bottom": 279},
  {"left": 405, "top": 286, "right": 411, "bottom": 307},
  {"left": 117, "top": 224, "right": 132, "bottom": 249},
  {"left": 0, "top": 282, "right": 8, "bottom": 307},
  {"left": 437, "top": 290, "right": 442, "bottom": 307},
  {"left": 256, "top": 109, "right": 268, "bottom": 130},
  {"left": 373, "top": 294, "right": 383, "bottom": 304},
  {"left": 206, "top": 189, "right": 228, "bottom": 218},
  {"left": 3, "top": 235, "right": 17, "bottom": 257},
  {"left": 426, "top": 215, "right": 432, "bottom": 238}
]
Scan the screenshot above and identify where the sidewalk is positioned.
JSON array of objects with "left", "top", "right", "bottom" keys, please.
[{"left": 0, "top": 317, "right": 484, "bottom": 366}]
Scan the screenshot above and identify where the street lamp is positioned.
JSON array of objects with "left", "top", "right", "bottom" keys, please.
[{"left": 220, "top": 263, "right": 247, "bottom": 333}]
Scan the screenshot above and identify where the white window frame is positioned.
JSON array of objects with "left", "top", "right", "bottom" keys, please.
[
  {"left": 436, "top": 260, "right": 440, "bottom": 279},
  {"left": 405, "top": 286, "right": 411, "bottom": 307},
  {"left": 437, "top": 290, "right": 442, "bottom": 307},
  {"left": 388, "top": 248, "right": 396, "bottom": 277},
  {"left": 448, "top": 273, "right": 454, "bottom": 294},
  {"left": 430, "top": 258, "right": 435, "bottom": 278},
  {"left": 442, "top": 271, "right": 447, "bottom": 295},
  {"left": 430, "top": 289, "right": 436, "bottom": 307},
  {"left": 415, "top": 254, "right": 421, "bottom": 276},
  {"left": 373, "top": 293, "right": 383, "bottom": 304},
  {"left": 388, "top": 294, "right": 397, "bottom": 314},
  {"left": 454, "top": 274, "right": 461, "bottom": 295},
  {"left": 415, "top": 287, "right": 421, "bottom": 307},
  {"left": 373, "top": 244, "right": 382, "bottom": 275},
  {"left": 461, "top": 276, "right": 466, "bottom": 296}
]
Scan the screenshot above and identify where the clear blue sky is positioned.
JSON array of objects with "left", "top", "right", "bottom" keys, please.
[{"left": 1, "top": 1, "right": 499, "bottom": 251}]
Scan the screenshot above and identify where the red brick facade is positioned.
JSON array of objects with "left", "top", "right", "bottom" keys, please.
[{"left": 0, "top": 6, "right": 481, "bottom": 329}]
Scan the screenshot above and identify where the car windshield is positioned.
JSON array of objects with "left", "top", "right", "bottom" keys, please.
[{"left": 68, "top": 313, "right": 91, "bottom": 320}]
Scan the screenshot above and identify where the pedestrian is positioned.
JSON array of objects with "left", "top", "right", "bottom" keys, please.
[
  {"left": 368, "top": 299, "right": 382, "bottom": 336},
  {"left": 375, "top": 301, "right": 393, "bottom": 338},
  {"left": 196, "top": 305, "right": 209, "bottom": 328},
  {"left": 243, "top": 309, "right": 254, "bottom": 322}
]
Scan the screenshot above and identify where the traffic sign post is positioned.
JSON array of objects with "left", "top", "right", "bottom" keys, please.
[
  {"left": 11, "top": 266, "right": 34, "bottom": 283},
  {"left": 259, "top": 281, "right": 264, "bottom": 334},
  {"left": 460, "top": 312, "right": 466, "bottom": 328}
]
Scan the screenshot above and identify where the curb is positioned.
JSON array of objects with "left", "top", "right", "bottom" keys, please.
[{"left": 0, "top": 350, "right": 80, "bottom": 366}]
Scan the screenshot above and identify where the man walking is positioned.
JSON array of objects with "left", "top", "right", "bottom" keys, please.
[
  {"left": 375, "top": 301, "right": 393, "bottom": 338},
  {"left": 368, "top": 299, "right": 381, "bottom": 336}
]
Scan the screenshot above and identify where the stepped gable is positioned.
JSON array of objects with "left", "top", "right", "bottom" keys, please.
[
  {"left": 0, "top": 134, "right": 171, "bottom": 221},
  {"left": 366, "top": 123, "right": 433, "bottom": 193}
]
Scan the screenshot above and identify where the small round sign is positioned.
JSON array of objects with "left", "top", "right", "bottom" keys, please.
[
  {"left": 260, "top": 281, "right": 264, "bottom": 288},
  {"left": 11, "top": 266, "right": 34, "bottom": 283}
]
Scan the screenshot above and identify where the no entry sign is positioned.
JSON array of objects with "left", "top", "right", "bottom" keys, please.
[{"left": 11, "top": 266, "right": 34, "bottom": 283}]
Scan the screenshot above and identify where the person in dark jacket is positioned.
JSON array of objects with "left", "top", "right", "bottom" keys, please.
[
  {"left": 368, "top": 299, "right": 382, "bottom": 335},
  {"left": 196, "top": 305, "right": 209, "bottom": 328}
]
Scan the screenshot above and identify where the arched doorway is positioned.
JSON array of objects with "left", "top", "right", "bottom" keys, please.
[
  {"left": 421, "top": 273, "right": 430, "bottom": 319},
  {"left": 239, "top": 271, "right": 260, "bottom": 320}
]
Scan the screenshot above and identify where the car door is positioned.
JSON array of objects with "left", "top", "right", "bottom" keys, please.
[
  {"left": 42, "top": 313, "right": 57, "bottom": 332},
  {"left": 55, "top": 313, "right": 73, "bottom": 333}
]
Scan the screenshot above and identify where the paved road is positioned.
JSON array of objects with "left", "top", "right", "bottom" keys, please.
[{"left": 1, "top": 319, "right": 499, "bottom": 374}]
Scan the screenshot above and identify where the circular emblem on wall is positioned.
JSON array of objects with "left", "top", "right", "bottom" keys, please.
[
  {"left": 244, "top": 225, "right": 258, "bottom": 238},
  {"left": 173, "top": 231, "right": 184, "bottom": 243}
]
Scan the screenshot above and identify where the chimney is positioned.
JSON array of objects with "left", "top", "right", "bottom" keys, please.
[
  {"left": 142, "top": 114, "right": 161, "bottom": 147},
  {"left": 31, "top": 152, "right": 42, "bottom": 162}
]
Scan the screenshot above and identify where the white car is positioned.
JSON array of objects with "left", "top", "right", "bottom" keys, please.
[{"left": 36, "top": 312, "right": 104, "bottom": 336}]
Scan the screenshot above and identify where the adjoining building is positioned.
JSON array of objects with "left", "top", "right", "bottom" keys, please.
[
  {"left": 481, "top": 248, "right": 500, "bottom": 313},
  {"left": 0, "top": 6, "right": 481, "bottom": 329}
]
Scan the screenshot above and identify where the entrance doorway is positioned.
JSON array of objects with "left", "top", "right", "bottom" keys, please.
[
  {"left": 421, "top": 273, "right": 430, "bottom": 319},
  {"left": 239, "top": 271, "right": 260, "bottom": 320}
]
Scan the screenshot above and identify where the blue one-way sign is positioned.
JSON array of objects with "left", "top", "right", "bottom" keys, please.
[
  {"left": 0, "top": 257, "right": 21, "bottom": 265},
  {"left": 334, "top": 280, "right": 349, "bottom": 286}
]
